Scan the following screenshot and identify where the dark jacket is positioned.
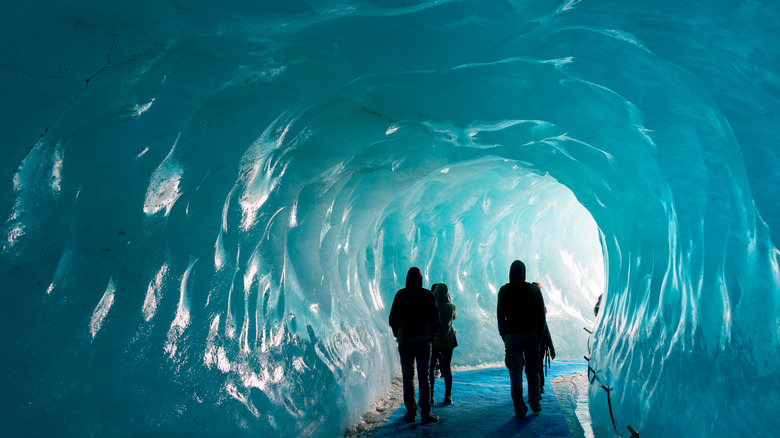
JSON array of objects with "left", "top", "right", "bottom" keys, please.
[
  {"left": 432, "top": 283, "right": 458, "bottom": 351},
  {"left": 496, "top": 260, "right": 545, "bottom": 339},
  {"left": 389, "top": 268, "right": 440, "bottom": 344}
]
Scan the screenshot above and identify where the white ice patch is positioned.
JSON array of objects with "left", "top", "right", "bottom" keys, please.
[
  {"left": 204, "top": 315, "right": 234, "bottom": 372},
  {"left": 214, "top": 231, "right": 226, "bottom": 271},
  {"left": 131, "top": 98, "right": 155, "bottom": 117},
  {"left": 216, "top": 347, "right": 231, "bottom": 372},
  {"left": 90, "top": 278, "right": 116, "bottom": 339},
  {"left": 543, "top": 56, "right": 575, "bottom": 67},
  {"left": 602, "top": 29, "right": 649, "bottom": 52},
  {"left": 51, "top": 147, "right": 63, "bottom": 192},
  {"left": 3, "top": 140, "right": 65, "bottom": 253},
  {"left": 225, "top": 381, "right": 260, "bottom": 418},
  {"left": 5, "top": 224, "right": 25, "bottom": 251},
  {"left": 320, "top": 201, "right": 334, "bottom": 245},
  {"left": 238, "top": 118, "right": 292, "bottom": 230},
  {"left": 143, "top": 264, "right": 169, "bottom": 322},
  {"left": 143, "top": 137, "right": 183, "bottom": 216},
  {"left": 368, "top": 278, "right": 384, "bottom": 311},
  {"left": 559, "top": 0, "right": 581, "bottom": 11},
  {"left": 164, "top": 258, "right": 196, "bottom": 357},
  {"left": 244, "top": 256, "right": 259, "bottom": 292}
]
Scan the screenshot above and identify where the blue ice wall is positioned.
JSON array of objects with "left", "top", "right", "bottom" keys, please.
[{"left": 1, "top": 0, "right": 778, "bottom": 437}]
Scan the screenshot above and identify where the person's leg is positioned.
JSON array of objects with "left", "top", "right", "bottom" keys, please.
[
  {"left": 415, "top": 341, "right": 438, "bottom": 423},
  {"left": 504, "top": 334, "right": 528, "bottom": 418},
  {"left": 416, "top": 341, "right": 432, "bottom": 416},
  {"left": 429, "top": 350, "right": 441, "bottom": 403},
  {"left": 398, "top": 343, "right": 417, "bottom": 419},
  {"left": 522, "top": 337, "right": 541, "bottom": 411},
  {"left": 538, "top": 350, "right": 545, "bottom": 393},
  {"left": 440, "top": 349, "right": 453, "bottom": 400}
]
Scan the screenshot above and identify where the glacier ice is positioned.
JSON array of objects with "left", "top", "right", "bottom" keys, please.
[{"left": 1, "top": 0, "right": 779, "bottom": 436}]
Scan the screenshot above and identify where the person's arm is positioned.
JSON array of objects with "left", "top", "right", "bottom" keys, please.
[
  {"left": 389, "top": 292, "right": 401, "bottom": 337},
  {"left": 429, "top": 292, "right": 441, "bottom": 342},
  {"left": 535, "top": 286, "right": 546, "bottom": 344},
  {"left": 548, "top": 329, "right": 556, "bottom": 359},
  {"left": 496, "top": 287, "right": 505, "bottom": 338},
  {"left": 543, "top": 323, "right": 555, "bottom": 359}
]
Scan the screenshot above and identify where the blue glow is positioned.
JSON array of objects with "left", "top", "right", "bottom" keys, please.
[{"left": 1, "top": 1, "right": 778, "bottom": 436}]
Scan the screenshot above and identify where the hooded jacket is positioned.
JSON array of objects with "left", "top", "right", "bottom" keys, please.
[
  {"left": 496, "top": 260, "right": 545, "bottom": 339},
  {"left": 432, "top": 283, "right": 458, "bottom": 351},
  {"left": 389, "top": 267, "right": 440, "bottom": 344}
]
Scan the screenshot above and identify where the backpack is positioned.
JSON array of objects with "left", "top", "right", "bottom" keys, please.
[{"left": 502, "top": 282, "right": 539, "bottom": 333}]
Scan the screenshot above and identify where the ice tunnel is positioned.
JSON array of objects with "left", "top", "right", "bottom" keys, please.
[{"left": 1, "top": 0, "right": 779, "bottom": 437}]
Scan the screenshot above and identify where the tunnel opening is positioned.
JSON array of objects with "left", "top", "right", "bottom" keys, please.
[{"left": 363, "top": 158, "right": 606, "bottom": 365}]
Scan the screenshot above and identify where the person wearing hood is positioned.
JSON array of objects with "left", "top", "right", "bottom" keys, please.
[
  {"left": 389, "top": 267, "right": 440, "bottom": 425},
  {"left": 496, "top": 260, "right": 546, "bottom": 419},
  {"left": 428, "top": 283, "right": 458, "bottom": 406}
]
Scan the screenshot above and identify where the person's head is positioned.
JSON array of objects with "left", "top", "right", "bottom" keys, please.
[
  {"left": 433, "top": 283, "right": 450, "bottom": 302},
  {"left": 509, "top": 260, "right": 526, "bottom": 283},
  {"left": 406, "top": 267, "right": 423, "bottom": 289}
]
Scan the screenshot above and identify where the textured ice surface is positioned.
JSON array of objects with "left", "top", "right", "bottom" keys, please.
[{"left": 1, "top": 0, "right": 779, "bottom": 437}]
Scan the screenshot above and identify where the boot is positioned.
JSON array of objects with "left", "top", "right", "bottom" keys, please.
[{"left": 421, "top": 413, "right": 439, "bottom": 425}]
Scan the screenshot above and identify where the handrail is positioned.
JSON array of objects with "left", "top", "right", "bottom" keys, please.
[{"left": 583, "top": 327, "right": 639, "bottom": 438}]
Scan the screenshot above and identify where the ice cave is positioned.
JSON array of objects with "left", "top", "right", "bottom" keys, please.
[{"left": 1, "top": 0, "right": 778, "bottom": 437}]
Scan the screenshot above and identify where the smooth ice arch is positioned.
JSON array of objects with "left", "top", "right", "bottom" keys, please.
[{"left": 1, "top": 1, "right": 778, "bottom": 437}]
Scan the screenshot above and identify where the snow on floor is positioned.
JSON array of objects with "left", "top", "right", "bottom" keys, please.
[
  {"left": 550, "top": 371, "right": 590, "bottom": 438},
  {"left": 343, "top": 374, "right": 405, "bottom": 438}
]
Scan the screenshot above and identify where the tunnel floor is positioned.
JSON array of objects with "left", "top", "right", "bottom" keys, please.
[{"left": 372, "top": 360, "right": 587, "bottom": 437}]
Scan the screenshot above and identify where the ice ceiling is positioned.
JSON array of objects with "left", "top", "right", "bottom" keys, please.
[{"left": 1, "top": 0, "right": 779, "bottom": 437}]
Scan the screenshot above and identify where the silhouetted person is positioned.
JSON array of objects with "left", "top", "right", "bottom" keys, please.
[
  {"left": 429, "top": 283, "right": 458, "bottom": 405},
  {"left": 497, "top": 260, "right": 546, "bottom": 418},
  {"left": 533, "top": 282, "right": 556, "bottom": 394},
  {"left": 389, "top": 267, "right": 440, "bottom": 425}
]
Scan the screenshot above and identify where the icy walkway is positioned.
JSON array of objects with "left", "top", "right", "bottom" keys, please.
[{"left": 373, "top": 360, "right": 586, "bottom": 438}]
